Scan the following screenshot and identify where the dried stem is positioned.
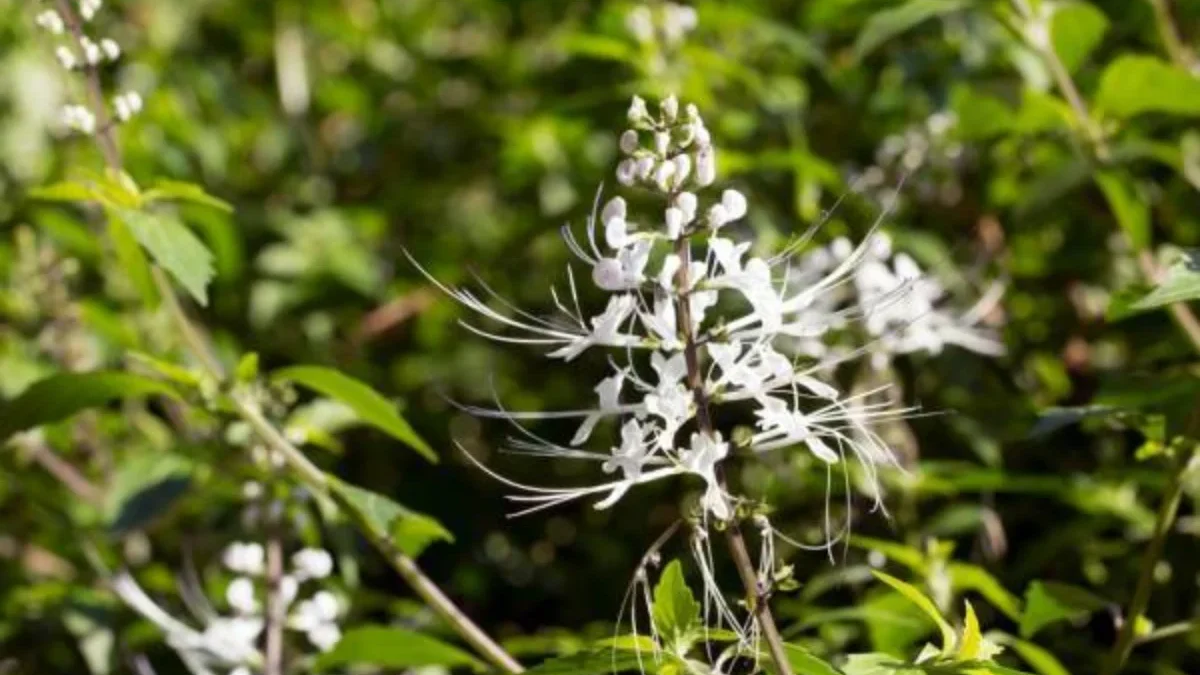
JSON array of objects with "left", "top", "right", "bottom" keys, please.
[
  {"left": 673, "top": 236, "right": 795, "bottom": 675},
  {"left": 50, "top": 2, "right": 524, "bottom": 671}
]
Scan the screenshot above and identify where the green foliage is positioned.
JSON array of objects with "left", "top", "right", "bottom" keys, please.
[
  {"left": 1049, "top": 3, "right": 1109, "bottom": 73},
  {"left": 273, "top": 365, "right": 436, "bottom": 462},
  {"left": 313, "top": 625, "right": 484, "bottom": 671},
  {"left": 1018, "top": 582, "right": 1108, "bottom": 639},
  {"left": 1131, "top": 250, "right": 1200, "bottom": 310},
  {"left": 853, "top": 0, "right": 972, "bottom": 61},
  {"left": 119, "top": 209, "right": 215, "bottom": 306},
  {"left": 651, "top": 559, "right": 702, "bottom": 653},
  {"left": 1096, "top": 55, "right": 1200, "bottom": 118},
  {"left": 0, "top": 371, "right": 178, "bottom": 441},
  {"left": 326, "top": 476, "right": 452, "bottom": 558}
]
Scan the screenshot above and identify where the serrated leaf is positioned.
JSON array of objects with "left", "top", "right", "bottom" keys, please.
[
  {"left": 313, "top": 625, "right": 483, "bottom": 671},
  {"left": 1050, "top": 2, "right": 1108, "bottom": 73},
  {"left": 272, "top": 365, "right": 436, "bottom": 462},
  {"left": 120, "top": 209, "right": 215, "bottom": 306},
  {"left": 327, "top": 477, "right": 452, "bottom": 558},
  {"left": 1018, "top": 581, "right": 1107, "bottom": 638},
  {"left": 0, "top": 371, "right": 179, "bottom": 441},
  {"left": 143, "top": 180, "right": 234, "bottom": 213},
  {"left": 853, "top": 0, "right": 972, "bottom": 61},
  {"left": 106, "top": 212, "right": 158, "bottom": 306},
  {"left": 651, "top": 560, "right": 702, "bottom": 653},
  {"left": 872, "top": 571, "right": 956, "bottom": 655},
  {"left": 1131, "top": 249, "right": 1200, "bottom": 309},
  {"left": 1096, "top": 55, "right": 1200, "bottom": 118}
]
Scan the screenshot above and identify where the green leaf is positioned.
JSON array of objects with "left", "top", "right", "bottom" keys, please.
[
  {"left": 1096, "top": 55, "right": 1200, "bottom": 118},
  {"left": 272, "top": 365, "right": 436, "bottom": 462},
  {"left": 853, "top": 0, "right": 972, "bottom": 61},
  {"left": 120, "top": 209, "right": 215, "bottom": 306},
  {"left": 1019, "top": 581, "right": 1108, "bottom": 638},
  {"left": 993, "top": 634, "right": 1073, "bottom": 675},
  {"left": 872, "top": 571, "right": 956, "bottom": 655},
  {"left": 1028, "top": 405, "right": 1120, "bottom": 438},
  {"left": 0, "top": 371, "right": 179, "bottom": 441},
  {"left": 950, "top": 86, "right": 1016, "bottom": 140},
  {"left": 106, "top": 453, "right": 193, "bottom": 534},
  {"left": 1131, "top": 249, "right": 1200, "bottom": 309},
  {"left": 1094, "top": 172, "right": 1150, "bottom": 250},
  {"left": 523, "top": 650, "right": 652, "bottom": 675},
  {"left": 313, "top": 625, "right": 483, "bottom": 671},
  {"left": 780, "top": 644, "right": 843, "bottom": 675},
  {"left": 1050, "top": 3, "right": 1108, "bottom": 73},
  {"left": 327, "top": 477, "right": 452, "bottom": 558},
  {"left": 106, "top": 211, "right": 158, "bottom": 306},
  {"left": 29, "top": 181, "right": 101, "bottom": 204},
  {"left": 842, "top": 653, "right": 919, "bottom": 675},
  {"left": 143, "top": 180, "right": 234, "bottom": 213},
  {"left": 651, "top": 559, "right": 702, "bottom": 652}
]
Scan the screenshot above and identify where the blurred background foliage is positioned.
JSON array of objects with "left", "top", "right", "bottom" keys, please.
[{"left": 1, "top": 0, "right": 1199, "bottom": 674}]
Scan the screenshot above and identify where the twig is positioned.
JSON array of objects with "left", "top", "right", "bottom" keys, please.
[
  {"left": 1147, "top": 0, "right": 1197, "bottom": 71},
  {"left": 264, "top": 516, "right": 285, "bottom": 675},
  {"left": 673, "top": 237, "right": 795, "bottom": 675}
]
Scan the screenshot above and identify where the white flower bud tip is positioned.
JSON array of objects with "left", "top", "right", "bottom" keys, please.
[
  {"left": 721, "top": 189, "right": 747, "bottom": 220},
  {"left": 635, "top": 156, "right": 655, "bottom": 180},
  {"left": 292, "top": 548, "right": 334, "bottom": 580},
  {"left": 627, "top": 95, "right": 649, "bottom": 125},
  {"left": 695, "top": 146, "right": 716, "bottom": 186},
  {"left": 99, "top": 38, "right": 120, "bottom": 61},
  {"left": 661, "top": 95, "right": 679, "bottom": 122},
  {"left": 618, "top": 129, "right": 639, "bottom": 155},
  {"left": 601, "top": 196, "right": 626, "bottom": 225},
  {"left": 615, "top": 159, "right": 637, "bottom": 186},
  {"left": 653, "top": 159, "right": 675, "bottom": 192},
  {"left": 80, "top": 0, "right": 102, "bottom": 22},
  {"left": 654, "top": 131, "right": 670, "bottom": 156},
  {"left": 672, "top": 154, "right": 691, "bottom": 185},
  {"left": 674, "top": 192, "right": 697, "bottom": 222},
  {"left": 79, "top": 37, "right": 102, "bottom": 66},
  {"left": 664, "top": 207, "right": 684, "bottom": 240},
  {"left": 36, "top": 10, "right": 65, "bottom": 34},
  {"left": 226, "top": 576, "right": 258, "bottom": 614},
  {"left": 707, "top": 203, "right": 729, "bottom": 229},
  {"left": 55, "top": 46, "right": 77, "bottom": 70}
]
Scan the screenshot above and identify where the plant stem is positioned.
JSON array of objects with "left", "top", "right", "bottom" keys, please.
[
  {"left": 1100, "top": 452, "right": 1189, "bottom": 675},
  {"left": 264, "top": 523, "right": 286, "bottom": 675},
  {"left": 1147, "top": 0, "right": 1197, "bottom": 71},
  {"left": 673, "top": 237, "right": 795, "bottom": 675},
  {"left": 53, "top": 2, "right": 524, "bottom": 670}
]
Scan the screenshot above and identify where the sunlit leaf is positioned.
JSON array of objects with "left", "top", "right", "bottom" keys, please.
[
  {"left": 651, "top": 559, "right": 702, "bottom": 653},
  {"left": 1019, "top": 581, "right": 1108, "bottom": 638},
  {"left": 523, "top": 650, "right": 655, "bottom": 675},
  {"left": 1050, "top": 2, "right": 1108, "bottom": 73},
  {"left": 1131, "top": 249, "right": 1200, "bottom": 309},
  {"left": 273, "top": 365, "right": 436, "bottom": 462},
  {"left": 120, "top": 209, "right": 215, "bottom": 306},
  {"left": 314, "top": 625, "right": 483, "bottom": 671},
  {"left": 853, "top": 0, "right": 972, "bottom": 61},
  {"left": 1096, "top": 55, "right": 1200, "bottom": 118},
  {"left": 143, "top": 180, "right": 233, "bottom": 213},
  {"left": 327, "top": 477, "right": 452, "bottom": 558},
  {"left": 872, "top": 571, "right": 956, "bottom": 655}
]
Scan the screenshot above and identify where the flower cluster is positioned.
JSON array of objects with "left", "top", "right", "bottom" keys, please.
[
  {"left": 625, "top": 3, "right": 698, "bottom": 47},
  {"left": 34, "top": 1, "right": 143, "bottom": 134},
  {"left": 425, "top": 96, "right": 933, "bottom": 526},
  {"left": 222, "top": 541, "right": 344, "bottom": 653}
]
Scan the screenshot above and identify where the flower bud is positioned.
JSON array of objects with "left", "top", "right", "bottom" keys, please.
[
  {"left": 625, "top": 6, "right": 654, "bottom": 43},
  {"left": 627, "top": 95, "right": 649, "bottom": 126},
  {"left": 100, "top": 38, "right": 121, "bottom": 61},
  {"left": 661, "top": 94, "right": 679, "bottom": 122},
  {"left": 80, "top": 37, "right": 102, "bottom": 66},
  {"left": 226, "top": 577, "right": 258, "bottom": 614},
  {"left": 604, "top": 217, "right": 629, "bottom": 249},
  {"left": 674, "top": 192, "right": 697, "bottom": 222},
  {"left": 721, "top": 189, "right": 747, "bottom": 220},
  {"left": 654, "top": 131, "right": 670, "bottom": 156},
  {"left": 619, "top": 129, "right": 639, "bottom": 155},
  {"left": 672, "top": 154, "right": 692, "bottom": 185},
  {"left": 692, "top": 123, "right": 711, "bottom": 148},
  {"left": 664, "top": 207, "right": 684, "bottom": 240},
  {"left": 635, "top": 156, "right": 655, "bottom": 180},
  {"left": 695, "top": 146, "right": 716, "bottom": 186},
  {"left": 80, "top": 0, "right": 102, "bottom": 21},
  {"left": 653, "top": 160, "right": 675, "bottom": 192},
  {"left": 616, "top": 159, "right": 637, "bottom": 186},
  {"left": 592, "top": 258, "right": 625, "bottom": 290},
  {"left": 35, "top": 10, "right": 64, "bottom": 34},
  {"left": 707, "top": 204, "right": 729, "bottom": 229},
  {"left": 601, "top": 196, "right": 626, "bottom": 225},
  {"left": 55, "top": 46, "right": 77, "bottom": 70}
]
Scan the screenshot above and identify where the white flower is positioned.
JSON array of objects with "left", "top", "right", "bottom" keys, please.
[
  {"left": 60, "top": 104, "right": 96, "bottom": 134},
  {"left": 616, "top": 159, "right": 637, "bottom": 186},
  {"left": 721, "top": 189, "right": 747, "bottom": 220},
  {"left": 35, "top": 10, "right": 65, "bottom": 34},
  {"left": 594, "top": 419, "right": 653, "bottom": 509},
  {"left": 79, "top": 36, "right": 102, "bottom": 65},
  {"left": 226, "top": 577, "right": 259, "bottom": 615},
  {"left": 80, "top": 0, "right": 102, "bottom": 21},
  {"left": 113, "top": 92, "right": 143, "bottom": 122},
  {"left": 695, "top": 145, "right": 716, "bottom": 186},
  {"left": 99, "top": 38, "right": 121, "bottom": 61},
  {"left": 548, "top": 293, "right": 640, "bottom": 360},
  {"left": 55, "top": 46, "right": 77, "bottom": 70},
  {"left": 625, "top": 6, "right": 654, "bottom": 43},
  {"left": 572, "top": 370, "right": 627, "bottom": 445},
  {"left": 222, "top": 541, "right": 266, "bottom": 576},
  {"left": 679, "top": 432, "right": 730, "bottom": 520},
  {"left": 661, "top": 94, "right": 679, "bottom": 122},
  {"left": 627, "top": 95, "right": 649, "bottom": 125},
  {"left": 308, "top": 622, "right": 342, "bottom": 652},
  {"left": 292, "top": 548, "right": 334, "bottom": 580}
]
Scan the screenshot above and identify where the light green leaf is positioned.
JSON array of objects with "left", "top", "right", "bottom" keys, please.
[
  {"left": 1094, "top": 172, "right": 1150, "bottom": 250},
  {"left": 950, "top": 86, "right": 1015, "bottom": 140},
  {"left": 853, "top": 0, "right": 972, "bottom": 61},
  {"left": 1096, "top": 55, "right": 1200, "bottom": 118},
  {"left": 992, "top": 634, "right": 1072, "bottom": 675},
  {"left": 1131, "top": 249, "right": 1200, "bottom": 309},
  {"left": 0, "top": 371, "right": 179, "bottom": 441},
  {"left": 143, "top": 180, "right": 234, "bottom": 213},
  {"left": 272, "top": 365, "right": 436, "bottom": 462},
  {"left": 29, "top": 181, "right": 101, "bottom": 204},
  {"left": 314, "top": 625, "right": 483, "bottom": 671},
  {"left": 106, "top": 211, "right": 158, "bottom": 306},
  {"left": 651, "top": 559, "right": 702, "bottom": 652},
  {"left": 594, "top": 634, "right": 657, "bottom": 652},
  {"left": 842, "top": 653, "right": 918, "bottom": 675},
  {"left": 327, "top": 477, "right": 452, "bottom": 558},
  {"left": 1050, "top": 2, "right": 1108, "bottom": 73},
  {"left": 948, "top": 564, "right": 1022, "bottom": 621},
  {"left": 120, "top": 209, "right": 215, "bottom": 306},
  {"left": 872, "top": 571, "right": 956, "bottom": 655},
  {"left": 779, "top": 644, "right": 843, "bottom": 675},
  {"left": 523, "top": 651, "right": 653, "bottom": 675},
  {"left": 1019, "top": 581, "right": 1107, "bottom": 638}
]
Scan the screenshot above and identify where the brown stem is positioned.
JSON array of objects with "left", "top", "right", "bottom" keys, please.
[
  {"left": 264, "top": 504, "right": 286, "bottom": 675},
  {"left": 55, "top": 0, "right": 121, "bottom": 168},
  {"left": 672, "top": 236, "right": 795, "bottom": 675},
  {"left": 25, "top": 438, "right": 102, "bottom": 505},
  {"left": 1147, "top": 0, "right": 1197, "bottom": 71}
]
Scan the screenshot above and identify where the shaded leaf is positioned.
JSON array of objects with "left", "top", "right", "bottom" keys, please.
[
  {"left": 523, "top": 650, "right": 653, "bottom": 675},
  {"left": 0, "top": 371, "right": 178, "bottom": 441},
  {"left": 1131, "top": 249, "right": 1200, "bottom": 309},
  {"left": 1019, "top": 581, "right": 1108, "bottom": 638},
  {"left": 314, "top": 625, "right": 483, "bottom": 671},
  {"left": 106, "top": 212, "right": 158, "bottom": 306},
  {"left": 1094, "top": 172, "right": 1150, "bottom": 250},
  {"left": 872, "top": 571, "right": 956, "bottom": 654},
  {"left": 120, "top": 209, "right": 215, "bottom": 306},
  {"left": 1028, "top": 406, "right": 1120, "bottom": 438},
  {"left": 273, "top": 365, "right": 436, "bottom": 462},
  {"left": 327, "top": 477, "right": 452, "bottom": 558},
  {"left": 106, "top": 454, "right": 193, "bottom": 534},
  {"left": 853, "top": 0, "right": 972, "bottom": 61},
  {"left": 1096, "top": 55, "right": 1200, "bottom": 118}
]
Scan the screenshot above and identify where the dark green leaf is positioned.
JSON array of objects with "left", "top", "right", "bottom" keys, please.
[
  {"left": 1094, "top": 172, "right": 1150, "bottom": 250},
  {"left": 1131, "top": 249, "right": 1200, "bottom": 309},
  {"left": 1096, "top": 55, "right": 1200, "bottom": 118},
  {"left": 853, "top": 0, "right": 972, "bottom": 61},
  {"left": 106, "top": 454, "right": 193, "bottom": 534},
  {"left": 523, "top": 650, "right": 651, "bottom": 675},
  {"left": 273, "top": 365, "right": 436, "bottom": 462},
  {"left": 651, "top": 559, "right": 702, "bottom": 652},
  {"left": 0, "top": 372, "right": 179, "bottom": 441},
  {"left": 327, "top": 477, "right": 452, "bottom": 558},
  {"left": 120, "top": 209, "right": 215, "bottom": 306},
  {"left": 314, "top": 625, "right": 483, "bottom": 671},
  {"left": 1019, "top": 581, "right": 1108, "bottom": 638},
  {"left": 1028, "top": 406, "right": 1120, "bottom": 438}
]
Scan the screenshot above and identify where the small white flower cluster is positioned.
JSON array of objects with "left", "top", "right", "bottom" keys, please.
[
  {"left": 625, "top": 2, "right": 698, "bottom": 47},
  {"left": 221, "top": 541, "right": 344, "bottom": 653},
  {"left": 615, "top": 94, "right": 714, "bottom": 195},
  {"left": 850, "top": 111, "right": 967, "bottom": 208},
  {"left": 36, "top": 1, "right": 144, "bottom": 134}
]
